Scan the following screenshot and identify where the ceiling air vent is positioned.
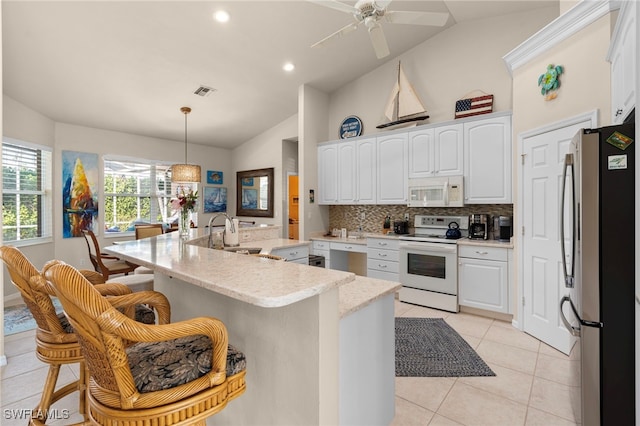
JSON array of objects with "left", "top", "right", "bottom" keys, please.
[{"left": 193, "top": 85, "right": 216, "bottom": 97}]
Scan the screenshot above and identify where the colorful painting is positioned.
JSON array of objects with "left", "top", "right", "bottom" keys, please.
[
  {"left": 62, "top": 150, "right": 99, "bottom": 238},
  {"left": 203, "top": 186, "right": 227, "bottom": 213},
  {"left": 207, "top": 170, "right": 223, "bottom": 184},
  {"left": 241, "top": 177, "right": 254, "bottom": 186},
  {"left": 242, "top": 189, "right": 258, "bottom": 209}
]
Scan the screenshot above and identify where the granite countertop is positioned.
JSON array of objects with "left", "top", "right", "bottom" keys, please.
[
  {"left": 457, "top": 238, "right": 514, "bottom": 249},
  {"left": 310, "top": 231, "right": 402, "bottom": 245},
  {"left": 105, "top": 231, "right": 354, "bottom": 308},
  {"left": 338, "top": 276, "right": 401, "bottom": 318}
]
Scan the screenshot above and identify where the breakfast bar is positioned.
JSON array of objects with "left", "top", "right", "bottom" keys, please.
[{"left": 105, "top": 229, "right": 400, "bottom": 425}]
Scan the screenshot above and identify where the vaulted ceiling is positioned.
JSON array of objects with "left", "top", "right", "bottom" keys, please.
[{"left": 3, "top": 1, "right": 557, "bottom": 149}]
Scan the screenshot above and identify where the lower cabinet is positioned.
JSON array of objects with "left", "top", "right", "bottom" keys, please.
[
  {"left": 458, "top": 245, "right": 511, "bottom": 314},
  {"left": 312, "top": 240, "right": 331, "bottom": 269},
  {"left": 367, "top": 238, "right": 400, "bottom": 282},
  {"left": 271, "top": 244, "right": 310, "bottom": 264}
]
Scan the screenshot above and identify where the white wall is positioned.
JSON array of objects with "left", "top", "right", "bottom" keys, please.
[
  {"left": 232, "top": 113, "right": 298, "bottom": 227},
  {"left": 2, "top": 96, "right": 233, "bottom": 295},
  {"left": 327, "top": 6, "right": 559, "bottom": 139}
]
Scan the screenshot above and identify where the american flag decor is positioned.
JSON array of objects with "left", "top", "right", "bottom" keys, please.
[{"left": 454, "top": 95, "right": 493, "bottom": 119}]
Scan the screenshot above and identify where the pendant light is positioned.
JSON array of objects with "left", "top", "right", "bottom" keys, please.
[{"left": 171, "top": 106, "right": 201, "bottom": 183}]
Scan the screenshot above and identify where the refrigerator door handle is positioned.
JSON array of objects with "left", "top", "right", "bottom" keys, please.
[
  {"left": 560, "top": 153, "right": 576, "bottom": 288},
  {"left": 560, "top": 295, "right": 603, "bottom": 337}
]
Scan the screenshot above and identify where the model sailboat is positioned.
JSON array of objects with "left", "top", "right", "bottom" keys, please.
[{"left": 376, "top": 62, "right": 429, "bottom": 129}]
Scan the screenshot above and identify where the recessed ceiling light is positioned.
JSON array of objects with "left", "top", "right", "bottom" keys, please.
[
  {"left": 214, "top": 10, "right": 230, "bottom": 23},
  {"left": 283, "top": 62, "right": 295, "bottom": 72}
]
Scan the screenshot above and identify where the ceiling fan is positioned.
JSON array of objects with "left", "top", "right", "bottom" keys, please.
[{"left": 309, "top": 0, "right": 450, "bottom": 59}]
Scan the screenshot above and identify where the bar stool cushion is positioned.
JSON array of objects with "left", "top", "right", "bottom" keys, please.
[
  {"left": 107, "top": 274, "right": 154, "bottom": 292},
  {"left": 127, "top": 335, "right": 246, "bottom": 393}
]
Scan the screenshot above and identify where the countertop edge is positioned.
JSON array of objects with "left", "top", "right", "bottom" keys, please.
[
  {"left": 339, "top": 277, "right": 401, "bottom": 318},
  {"left": 457, "top": 239, "right": 514, "bottom": 249}
]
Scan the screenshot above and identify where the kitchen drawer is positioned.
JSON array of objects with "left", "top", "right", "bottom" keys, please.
[
  {"left": 366, "top": 238, "right": 400, "bottom": 251},
  {"left": 367, "top": 248, "right": 399, "bottom": 262},
  {"left": 312, "top": 240, "right": 331, "bottom": 251},
  {"left": 312, "top": 248, "right": 330, "bottom": 260},
  {"left": 458, "top": 245, "right": 508, "bottom": 262},
  {"left": 270, "top": 245, "right": 310, "bottom": 262},
  {"left": 367, "top": 269, "right": 399, "bottom": 282},
  {"left": 367, "top": 258, "right": 399, "bottom": 274},
  {"left": 330, "top": 242, "right": 367, "bottom": 254}
]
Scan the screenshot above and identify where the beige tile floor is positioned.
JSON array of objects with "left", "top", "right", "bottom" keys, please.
[{"left": 1, "top": 300, "right": 580, "bottom": 425}]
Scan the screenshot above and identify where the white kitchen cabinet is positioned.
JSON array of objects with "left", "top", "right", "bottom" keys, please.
[
  {"left": 408, "top": 124, "right": 463, "bottom": 178},
  {"left": 270, "top": 244, "right": 310, "bottom": 264},
  {"left": 608, "top": 0, "right": 636, "bottom": 124},
  {"left": 355, "top": 138, "right": 377, "bottom": 204},
  {"left": 318, "top": 143, "right": 338, "bottom": 204},
  {"left": 367, "top": 238, "right": 400, "bottom": 282},
  {"left": 337, "top": 141, "right": 357, "bottom": 204},
  {"left": 312, "top": 240, "right": 331, "bottom": 269},
  {"left": 463, "top": 115, "right": 512, "bottom": 204},
  {"left": 377, "top": 133, "right": 408, "bottom": 204},
  {"left": 458, "top": 245, "right": 511, "bottom": 314}
]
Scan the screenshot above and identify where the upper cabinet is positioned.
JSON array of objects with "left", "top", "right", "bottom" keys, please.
[
  {"left": 377, "top": 133, "right": 408, "bottom": 204},
  {"left": 317, "top": 112, "right": 512, "bottom": 206},
  {"left": 317, "top": 143, "right": 338, "bottom": 204},
  {"left": 608, "top": 0, "right": 636, "bottom": 124},
  {"left": 408, "top": 124, "right": 463, "bottom": 178},
  {"left": 463, "top": 115, "right": 512, "bottom": 204}
]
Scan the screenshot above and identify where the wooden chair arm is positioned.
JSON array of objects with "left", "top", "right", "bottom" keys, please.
[
  {"left": 107, "top": 291, "right": 171, "bottom": 325},
  {"left": 79, "top": 269, "right": 107, "bottom": 285},
  {"left": 94, "top": 283, "right": 133, "bottom": 297},
  {"left": 99, "top": 314, "right": 228, "bottom": 379}
]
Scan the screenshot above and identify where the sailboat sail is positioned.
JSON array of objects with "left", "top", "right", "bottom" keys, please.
[{"left": 378, "top": 62, "right": 429, "bottom": 129}]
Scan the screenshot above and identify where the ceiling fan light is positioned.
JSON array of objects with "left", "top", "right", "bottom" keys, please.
[{"left": 214, "top": 10, "right": 230, "bottom": 23}]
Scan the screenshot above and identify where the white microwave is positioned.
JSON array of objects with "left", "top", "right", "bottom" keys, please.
[{"left": 407, "top": 176, "right": 464, "bottom": 207}]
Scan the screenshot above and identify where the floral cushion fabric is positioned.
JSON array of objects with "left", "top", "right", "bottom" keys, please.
[
  {"left": 126, "top": 335, "right": 246, "bottom": 393},
  {"left": 57, "top": 304, "right": 156, "bottom": 333}
]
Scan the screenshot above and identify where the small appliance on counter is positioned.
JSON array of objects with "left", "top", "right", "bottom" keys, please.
[
  {"left": 493, "top": 216, "right": 513, "bottom": 242},
  {"left": 393, "top": 220, "right": 409, "bottom": 234},
  {"left": 468, "top": 214, "right": 489, "bottom": 240}
]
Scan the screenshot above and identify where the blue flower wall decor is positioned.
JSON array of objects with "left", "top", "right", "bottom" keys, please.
[{"left": 538, "top": 64, "right": 564, "bottom": 100}]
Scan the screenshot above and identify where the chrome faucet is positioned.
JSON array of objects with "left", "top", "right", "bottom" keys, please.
[{"left": 208, "top": 213, "right": 236, "bottom": 249}]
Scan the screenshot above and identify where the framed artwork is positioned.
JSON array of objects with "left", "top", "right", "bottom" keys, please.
[
  {"left": 241, "top": 189, "right": 258, "bottom": 209},
  {"left": 241, "top": 177, "right": 254, "bottom": 186},
  {"left": 62, "top": 150, "right": 99, "bottom": 238},
  {"left": 203, "top": 186, "right": 227, "bottom": 213},
  {"left": 207, "top": 170, "right": 223, "bottom": 184}
]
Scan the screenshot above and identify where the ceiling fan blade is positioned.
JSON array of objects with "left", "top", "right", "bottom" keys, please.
[
  {"left": 311, "top": 21, "right": 361, "bottom": 48},
  {"left": 373, "top": 0, "right": 393, "bottom": 9},
  {"left": 307, "top": 0, "right": 359, "bottom": 15},
  {"left": 368, "top": 24, "right": 390, "bottom": 59},
  {"left": 384, "top": 10, "right": 450, "bottom": 27}
]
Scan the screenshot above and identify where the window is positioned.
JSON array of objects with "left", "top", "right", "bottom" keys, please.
[
  {"left": 103, "top": 157, "right": 173, "bottom": 233},
  {"left": 2, "top": 138, "right": 53, "bottom": 244}
]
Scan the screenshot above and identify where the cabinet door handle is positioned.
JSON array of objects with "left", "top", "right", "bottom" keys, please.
[
  {"left": 345, "top": 246, "right": 352, "bottom": 249},
  {"left": 378, "top": 264, "right": 387, "bottom": 268},
  {"left": 290, "top": 251, "right": 298, "bottom": 256},
  {"left": 615, "top": 108, "right": 623, "bottom": 116},
  {"left": 378, "top": 242, "right": 388, "bottom": 246},
  {"left": 475, "top": 251, "right": 489, "bottom": 255}
]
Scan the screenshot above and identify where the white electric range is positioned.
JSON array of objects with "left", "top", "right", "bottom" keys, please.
[{"left": 398, "top": 215, "right": 468, "bottom": 312}]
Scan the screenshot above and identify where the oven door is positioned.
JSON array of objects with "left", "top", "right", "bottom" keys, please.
[{"left": 399, "top": 241, "right": 457, "bottom": 295}]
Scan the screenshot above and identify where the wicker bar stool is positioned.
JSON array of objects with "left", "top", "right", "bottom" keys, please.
[
  {"left": 0, "top": 246, "right": 169, "bottom": 426},
  {"left": 133, "top": 224, "right": 164, "bottom": 275},
  {"left": 42, "top": 261, "right": 247, "bottom": 426}
]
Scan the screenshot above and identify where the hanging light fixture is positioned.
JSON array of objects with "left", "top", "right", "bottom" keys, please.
[{"left": 171, "top": 106, "right": 201, "bottom": 183}]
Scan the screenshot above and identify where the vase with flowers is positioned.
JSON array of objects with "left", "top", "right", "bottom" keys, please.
[{"left": 171, "top": 187, "right": 198, "bottom": 239}]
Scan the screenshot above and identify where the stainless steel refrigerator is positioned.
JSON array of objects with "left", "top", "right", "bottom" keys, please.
[{"left": 560, "top": 122, "right": 635, "bottom": 425}]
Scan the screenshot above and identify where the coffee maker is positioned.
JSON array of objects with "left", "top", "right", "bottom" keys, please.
[
  {"left": 493, "top": 216, "right": 513, "bottom": 242},
  {"left": 468, "top": 214, "right": 489, "bottom": 240}
]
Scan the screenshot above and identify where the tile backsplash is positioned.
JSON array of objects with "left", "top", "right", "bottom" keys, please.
[{"left": 329, "top": 204, "right": 514, "bottom": 234}]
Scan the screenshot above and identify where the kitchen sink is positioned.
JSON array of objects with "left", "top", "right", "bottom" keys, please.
[{"left": 222, "top": 247, "right": 262, "bottom": 254}]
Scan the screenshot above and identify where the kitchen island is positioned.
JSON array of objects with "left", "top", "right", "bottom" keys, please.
[{"left": 105, "top": 229, "right": 399, "bottom": 425}]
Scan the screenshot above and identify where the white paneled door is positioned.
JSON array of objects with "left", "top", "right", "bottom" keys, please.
[{"left": 520, "top": 114, "right": 595, "bottom": 354}]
